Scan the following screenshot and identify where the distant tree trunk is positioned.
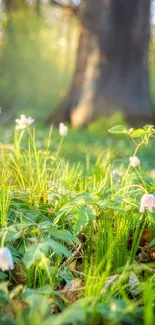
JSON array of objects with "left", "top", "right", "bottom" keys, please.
[
  {"left": 48, "top": 0, "right": 153, "bottom": 127},
  {"left": 36, "top": 0, "right": 41, "bottom": 15},
  {"left": 4, "top": 0, "right": 26, "bottom": 11}
]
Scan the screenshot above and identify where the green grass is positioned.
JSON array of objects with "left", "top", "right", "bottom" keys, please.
[
  {"left": 0, "top": 118, "right": 155, "bottom": 324},
  {"left": 0, "top": 6, "right": 155, "bottom": 323}
]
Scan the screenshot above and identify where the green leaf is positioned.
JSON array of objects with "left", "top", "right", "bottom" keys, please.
[
  {"left": 22, "top": 286, "right": 59, "bottom": 299},
  {"left": 0, "top": 272, "right": 8, "bottom": 280},
  {"left": 23, "top": 242, "right": 49, "bottom": 268},
  {"left": 45, "top": 239, "right": 72, "bottom": 258},
  {"left": 23, "top": 294, "right": 50, "bottom": 316},
  {"left": 0, "top": 282, "right": 9, "bottom": 307},
  {"left": 142, "top": 133, "right": 149, "bottom": 145},
  {"left": 59, "top": 269, "right": 74, "bottom": 282},
  {"left": 108, "top": 125, "right": 128, "bottom": 134},
  {"left": 73, "top": 206, "right": 95, "bottom": 235},
  {"left": 128, "top": 128, "right": 134, "bottom": 134},
  {"left": 23, "top": 239, "right": 71, "bottom": 268},
  {"left": 148, "top": 238, "right": 155, "bottom": 248},
  {"left": 43, "top": 298, "right": 87, "bottom": 325},
  {"left": 143, "top": 125, "right": 154, "bottom": 132},
  {"left": 49, "top": 229, "right": 80, "bottom": 245},
  {"left": 0, "top": 226, "right": 21, "bottom": 242},
  {"left": 130, "top": 129, "right": 145, "bottom": 138}
]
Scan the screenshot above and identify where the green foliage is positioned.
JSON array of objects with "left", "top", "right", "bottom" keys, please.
[
  {"left": 44, "top": 298, "right": 87, "bottom": 325},
  {"left": 23, "top": 239, "right": 72, "bottom": 269},
  {"left": 0, "top": 121, "right": 155, "bottom": 323},
  {"left": 0, "top": 7, "right": 78, "bottom": 122},
  {"left": 108, "top": 125, "right": 129, "bottom": 134}
]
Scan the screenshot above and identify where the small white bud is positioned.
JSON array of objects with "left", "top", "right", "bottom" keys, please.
[{"left": 129, "top": 156, "right": 140, "bottom": 168}]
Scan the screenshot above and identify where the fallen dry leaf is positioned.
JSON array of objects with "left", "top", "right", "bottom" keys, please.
[
  {"left": 61, "top": 278, "right": 83, "bottom": 302},
  {"left": 140, "top": 229, "right": 151, "bottom": 246},
  {"left": 48, "top": 208, "right": 55, "bottom": 214},
  {"left": 13, "top": 264, "right": 27, "bottom": 285},
  {"left": 128, "top": 271, "right": 140, "bottom": 296},
  {"left": 138, "top": 247, "right": 155, "bottom": 263}
]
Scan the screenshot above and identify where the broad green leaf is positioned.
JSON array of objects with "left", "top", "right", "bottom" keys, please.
[
  {"left": 45, "top": 238, "right": 72, "bottom": 258},
  {"left": 0, "top": 226, "right": 21, "bottom": 242},
  {"left": 22, "top": 286, "right": 63, "bottom": 313},
  {"left": 98, "top": 199, "right": 126, "bottom": 213},
  {"left": 148, "top": 238, "right": 155, "bottom": 248},
  {"left": 69, "top": 195, "right": 86, "bottom": 205},
  {"left": 22, "top": 286, "right": 59, "bottom": 299},
  {"left": 128, "top": 128, "right": 134, "bottom": 134},
  {"left": 23, "top": 294, "right": 50, "bottom": 316},
  {"left": 23, "top": 239, "right": 71, "bottom": 268},
  {"left": 54, "top": 193, "right": 98, "bottom": 226},
  {"left": 0, "top": 282, "right": 9, "bottom": 307},
  {"left": 130, "top": 129, "right": 145, "bottom": 138},
  {"left": 59, "top": 269, "right": 74, "bottom": 281},
  {"left": 23, "top": 242, "right": 49, "bottom": 268},
  {"left": 142, "top": 133, "right": 149, "bottom": 144},
  {"left": 143, "top": 125, "right": 154, "bottom": 132},
  {"left": 49, "top": 229, "right": 80, "bottom": 245},
  {"left": 0, "top": 272, "right": 8, "bottom": 280},
  {"left": 108, "top": 125, "right": 128, "bottom": 134},
  {"left": 73, "top": 206, "right": 95, "bottom": 235},
  {"left": 43, "top": 299, "right": 87, "bottom": 325}
]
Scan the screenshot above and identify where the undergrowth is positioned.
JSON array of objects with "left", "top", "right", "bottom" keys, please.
[{"left": 0, "top": 118, "right": 155, "bottom": 325}]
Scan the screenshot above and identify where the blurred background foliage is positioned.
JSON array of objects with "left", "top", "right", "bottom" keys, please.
[
  {"left": 0, "top": 0, "right": 154, "bottom": 124},
  {"left": 0, "top": 0, "right": 79, "bottom": 123}
]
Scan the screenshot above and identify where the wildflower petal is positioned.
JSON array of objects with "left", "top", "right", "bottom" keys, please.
[
  {"left": 15, "top": 114, "right": 34, "bottom": 130},
  {"left": 129, "top": 156, "right": 140, "bottom": 168},
  {"left": 59, "top": 122, "right": 68, "bottom": 136},
  {"left": 140, "top": 194, "right": 155, "bottom": 213},
  {"left": 0, "top": 248, "right": 14, "bottom": 271}
]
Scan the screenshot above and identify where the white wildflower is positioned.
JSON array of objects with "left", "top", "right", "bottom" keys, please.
[
  {"left": 15, "top": 114, "right": 34, "bottom": 130},
  {"left": 59, "top": 122, "right": 68, "bottom": 136},
  {"left": 140, "top": 194, "right": 155, "bottom": 213},
  {"left": 129, "top": 156, "right": 140, "bottom": 168},
  {"left": 111, "top": 169, "right": 119, "bottom": 176},
  {"left": 0, "top": 247, "right": 14, "bottom": 271}
]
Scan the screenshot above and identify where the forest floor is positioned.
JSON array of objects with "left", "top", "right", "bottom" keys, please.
[{"left": 0, "top": 114, "right": 155, "bottom": 325}]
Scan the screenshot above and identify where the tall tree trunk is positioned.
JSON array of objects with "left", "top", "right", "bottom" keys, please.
[
  {"left": 4, "top": 0, "right": 26, "bottom": 11},
  {"left": 48, "top": 0, "right": 153, "bottom": 127},
  {"left": 35, "top": 0, "right": 41, "bottom": 15}
]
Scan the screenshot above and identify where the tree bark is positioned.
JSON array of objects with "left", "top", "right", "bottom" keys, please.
[
  {"left": 4, "top": 0, "right": 26, "bottom": 11},
  {"left": 48, "top": 0, "right": 153, "bottom": 127}
]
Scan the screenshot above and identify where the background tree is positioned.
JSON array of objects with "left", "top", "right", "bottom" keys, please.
[
  {"left": 4, "top": 0, "right": 26, "bottom": 11},
  {"left": 48, "top": 0, "right": 153, "bottom": 127}
]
